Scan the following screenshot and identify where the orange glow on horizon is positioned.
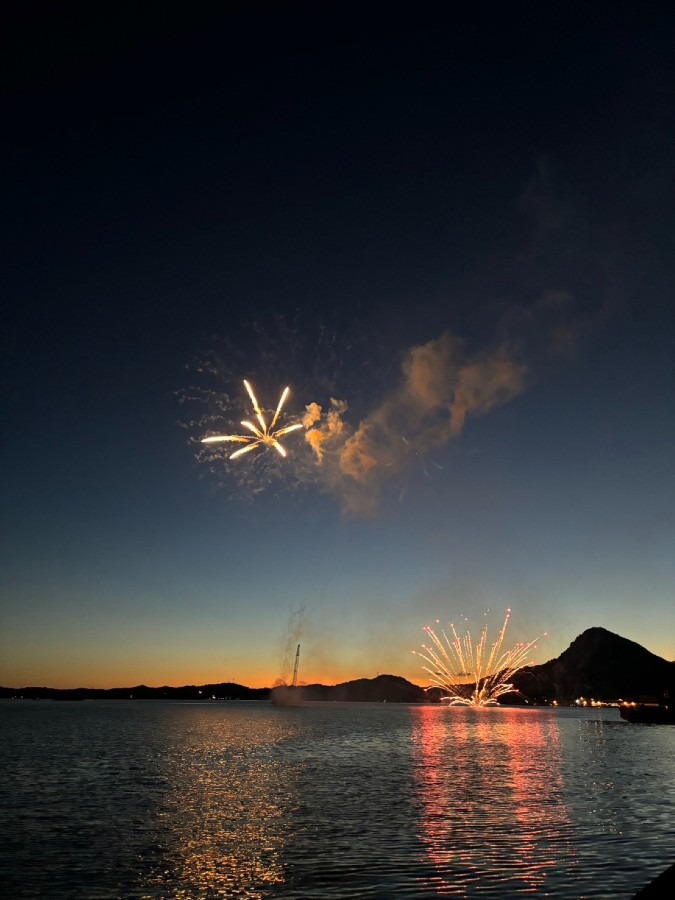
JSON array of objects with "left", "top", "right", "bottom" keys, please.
[{"left": 0, "top": 660, "right": 428, "bottom": 692}]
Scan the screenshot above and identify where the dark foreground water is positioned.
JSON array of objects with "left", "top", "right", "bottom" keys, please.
[{"left": 1, "top": 702, "right": 674, "bottom": 898}]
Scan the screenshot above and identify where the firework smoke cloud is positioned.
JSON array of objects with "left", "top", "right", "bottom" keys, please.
[{"left": 329, "top": 333, "right": 526, "bottom": 515}]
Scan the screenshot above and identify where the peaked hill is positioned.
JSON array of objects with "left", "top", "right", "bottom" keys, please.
[{"left": 514, "top": 627, "right": 675, "bottom": 703}]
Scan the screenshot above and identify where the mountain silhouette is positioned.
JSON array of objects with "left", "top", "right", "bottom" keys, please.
[{"left": 514, "top": 627, "right": 675, "bottom": 703}]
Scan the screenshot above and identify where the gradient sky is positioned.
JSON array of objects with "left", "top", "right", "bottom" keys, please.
[{"left": 3, "top": 5, "right": 674, "bottom": 688}]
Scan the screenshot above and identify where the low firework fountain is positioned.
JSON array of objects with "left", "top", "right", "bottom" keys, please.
[{"left": 413, "top": 609, "right": 543, "bottom": 706}]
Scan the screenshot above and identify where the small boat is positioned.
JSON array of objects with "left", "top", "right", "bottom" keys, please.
[{"left": 620, "top": 703, "right": 675, "bottom": 724}]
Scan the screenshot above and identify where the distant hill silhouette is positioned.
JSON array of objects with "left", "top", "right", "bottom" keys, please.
[
  {"left": 302, "top": 674, "right": 425, "bottom": 703},
  {"left": 0, "top": 682, "right": 269, "bottom": 702},
  {"left": 2, "top": 628, "right": 673, "bottom": 704}
]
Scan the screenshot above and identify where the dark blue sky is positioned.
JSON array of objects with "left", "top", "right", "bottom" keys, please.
[{"left": 2, "top": 3, "right": 674, "bottom": 687}]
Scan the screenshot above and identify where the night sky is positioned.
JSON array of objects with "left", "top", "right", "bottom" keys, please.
[{"left": 3, "top": 4, "right": 674, "bottom": 688}]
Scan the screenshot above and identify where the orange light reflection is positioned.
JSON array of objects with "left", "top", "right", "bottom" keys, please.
[
  {"left": 141, "top": 710, "right": 299, "bottom": 897},
  {"left": 411, "top": 706, "right": 576, "bottom": 894}
]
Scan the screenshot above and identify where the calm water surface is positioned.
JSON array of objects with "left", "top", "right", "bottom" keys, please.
[{"left": 1, "top": 701, "right": 674, "bottom": 898}]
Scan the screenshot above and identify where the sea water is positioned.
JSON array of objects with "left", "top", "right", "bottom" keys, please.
[{"left": 1, "top": 701, "right": 674, "bottom": 898}]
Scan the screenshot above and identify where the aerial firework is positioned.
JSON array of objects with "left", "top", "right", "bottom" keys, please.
[
  {"left": 201, "top": 380, "right": 303, "bottom": 459},
  {"left": 413, "top": 609, "right": 543, "bottom": 706}
]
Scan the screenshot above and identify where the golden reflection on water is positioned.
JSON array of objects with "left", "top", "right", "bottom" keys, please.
[
  {"left": 412, "top": 707, "right": 575, "bottom": 895},
  {"left": 144, "top": 709, "right": 300, "bottom": 899}
]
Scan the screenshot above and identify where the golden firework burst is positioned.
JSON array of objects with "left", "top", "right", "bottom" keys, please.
[{"left": 201, "top": 380, "right": 302, "bottom": 459}]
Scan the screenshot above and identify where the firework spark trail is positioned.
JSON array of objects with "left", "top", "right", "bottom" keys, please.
[
  {"left": 270, "top": 386, "right": 290, "bottom": 431},
  {"left": 201, "top": 381, "right": 302, "bottom": 459},
  {"left": 413, "top": 609, "right": 542, "bottom": 706},
  {"left": 243, "top": 378, "right": 267, "bottom": 433}
]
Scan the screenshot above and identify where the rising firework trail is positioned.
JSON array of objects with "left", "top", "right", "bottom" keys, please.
[
  {"left": 413, "top": 609, "right": 543, "bottom": 706},
  {"left": 201, "top": 380, "right": 303, "bottom": 459}
]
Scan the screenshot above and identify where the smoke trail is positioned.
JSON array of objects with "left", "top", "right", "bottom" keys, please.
[
  {"left": 276, "top": 603, "right": 306, "bottom": 687},
  {"left": 302, "top": 332, "right": 526, "bottom": 516}
]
